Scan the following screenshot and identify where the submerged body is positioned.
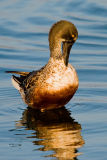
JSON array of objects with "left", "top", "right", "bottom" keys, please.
[{"left": 7, "top": 20, "right": 79, "bottom": 110}]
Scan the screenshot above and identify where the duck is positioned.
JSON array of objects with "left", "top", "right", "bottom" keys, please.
[{"left": 6, "top": 20, "right": 79, "bottom": 110}]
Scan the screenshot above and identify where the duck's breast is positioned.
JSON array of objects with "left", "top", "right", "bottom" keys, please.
[{"left": 45, "top": 64, "right": 78, "bottom": 91}]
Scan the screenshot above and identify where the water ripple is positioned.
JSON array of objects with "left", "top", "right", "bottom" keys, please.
[{"left": 0, "top": 0, "right": 107, "bottom": 160}]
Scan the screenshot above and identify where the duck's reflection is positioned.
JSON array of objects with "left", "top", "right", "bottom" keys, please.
[{"left": 18, "top": 106, "right": 84, "bottom": 160}]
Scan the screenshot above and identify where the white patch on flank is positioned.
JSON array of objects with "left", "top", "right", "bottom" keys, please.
[{"left": 11, "top": 77, "right": 20, "bottom": 91}]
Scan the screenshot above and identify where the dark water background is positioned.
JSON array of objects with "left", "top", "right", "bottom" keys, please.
[{"left": 0, "top": 0, "right": 107, "bottom": 160}]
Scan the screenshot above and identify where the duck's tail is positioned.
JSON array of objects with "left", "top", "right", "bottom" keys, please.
[
  {"left": 6, "top": 71, "right": 29, "bottom": 91},
  {"left": 11, "top": 75, "right": 21, "bottom": 91},
  {"left": 6, "top": 71, "right": 29, "bottom": 76}
]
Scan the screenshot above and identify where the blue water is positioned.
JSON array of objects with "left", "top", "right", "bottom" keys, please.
[{"left": 0, "top": 0, "right": 107, "bottom": 160}]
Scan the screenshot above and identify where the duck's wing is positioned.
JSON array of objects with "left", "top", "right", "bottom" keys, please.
[{"left": 6, "top": 66, "right": 45, "bottom": 92}]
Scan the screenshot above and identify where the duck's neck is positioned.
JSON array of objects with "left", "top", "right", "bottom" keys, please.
[
  {"left": 49, "top": 37, "right": 62, "bottom": 59},
  {"left": 62, "top": 42, "right": 72, "bottom": 66},
  {"left": 49, "top": 39, "right": 72, "bottom": 66}
]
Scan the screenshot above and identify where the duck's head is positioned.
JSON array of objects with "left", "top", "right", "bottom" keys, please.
[{"left": 49, "top": 20, "right": 78, "bottom": 64}]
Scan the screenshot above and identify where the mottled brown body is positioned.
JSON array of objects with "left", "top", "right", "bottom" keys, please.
[{"left": 21, "top": 58, "right": 78, "bottom": 109}]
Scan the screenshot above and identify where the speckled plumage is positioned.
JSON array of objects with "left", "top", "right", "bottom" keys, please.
[{"left": 6, "top": 20, "right": 79, "bottom": 110}]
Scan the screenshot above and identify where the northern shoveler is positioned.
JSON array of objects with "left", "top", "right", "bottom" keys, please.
[{"left": 6, "top": 20, "right": 79, "bottom": 110}]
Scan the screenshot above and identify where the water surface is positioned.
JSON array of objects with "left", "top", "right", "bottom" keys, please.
[{"left": 0, "top": 0, "right": 107, "bottom": 160}]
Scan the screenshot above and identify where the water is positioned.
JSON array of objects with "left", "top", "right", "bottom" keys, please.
[{"left": 0, "top": 0, "right": 107, "bottom": 159}]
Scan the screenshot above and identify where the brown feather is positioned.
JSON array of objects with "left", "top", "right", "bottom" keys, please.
[{"left": 6, "top": 71, "right": 29, "bottom": 76}]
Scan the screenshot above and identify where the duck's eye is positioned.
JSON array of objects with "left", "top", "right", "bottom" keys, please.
[{"left": 72, "top": 34, "right": 75, "bottom": 38}]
